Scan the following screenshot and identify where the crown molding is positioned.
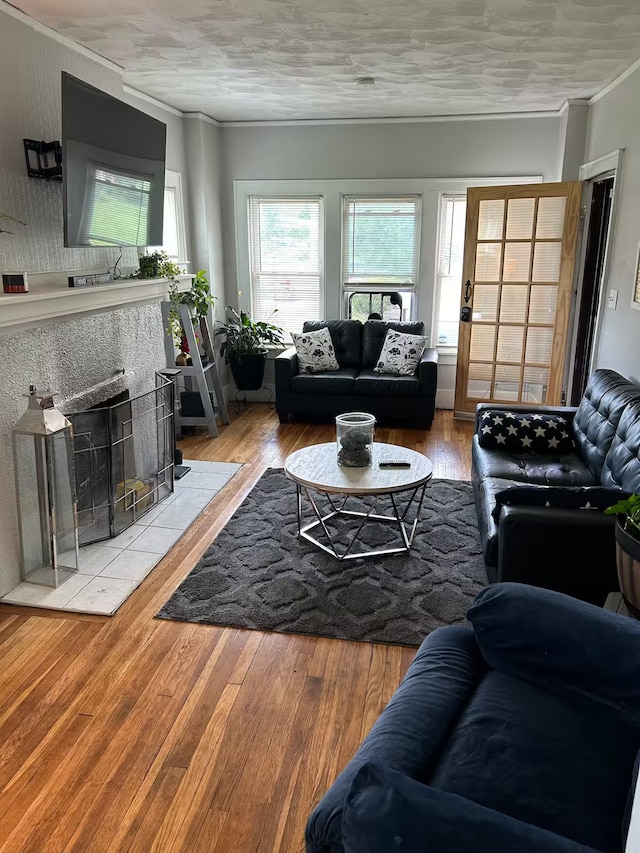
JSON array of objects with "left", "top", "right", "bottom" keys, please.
[
  {"left": 122, "top": 84, "right": 183, "bottom": 117},
  {"left": 183, "top": 111, "right": 221, "bottom": 127},
  {"left": 590, "top": 55, "right": 640, "bottom": 105},
  {"left": 558, "top": 98, "right": 590, "bottom": 116},
  {"left": 219, "top": 109, "right": 561, "bottom": 128},
  {"left": 0, "top": 0, "right": 124, "bottom": 74}
]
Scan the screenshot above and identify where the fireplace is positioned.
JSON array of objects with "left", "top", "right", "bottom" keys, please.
[{"left": 66, "top": 373, "right": 175, "bottom": 547}]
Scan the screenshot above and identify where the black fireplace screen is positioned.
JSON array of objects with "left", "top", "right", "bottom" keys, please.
[{"left": 68, "top": 373, "right": 174, "bottom": 546}]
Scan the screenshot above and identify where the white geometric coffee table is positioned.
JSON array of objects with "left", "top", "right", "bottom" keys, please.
[{"left": 284, "top": 442, "right": 433, "bottom": 561}]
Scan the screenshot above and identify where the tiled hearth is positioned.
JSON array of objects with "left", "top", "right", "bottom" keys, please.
[{"left": 1, "top": 460, "right": 241, "bottom": 616}]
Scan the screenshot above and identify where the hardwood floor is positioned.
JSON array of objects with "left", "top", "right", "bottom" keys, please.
[{"left": 0, "top": 408, "right": 474, "bottom": 853}]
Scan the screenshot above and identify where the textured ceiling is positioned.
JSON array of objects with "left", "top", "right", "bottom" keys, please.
[{"left": 11, "top": 0, "right": 640, "bottom": 121}]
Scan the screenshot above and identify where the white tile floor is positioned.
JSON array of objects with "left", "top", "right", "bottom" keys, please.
[{"left": 1, "top": 460, "right": 241, "bottom": 617}]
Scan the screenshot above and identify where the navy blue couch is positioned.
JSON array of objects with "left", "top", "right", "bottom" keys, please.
[{"left": 306, "top": 584, "right": 640, "bottom": 853}]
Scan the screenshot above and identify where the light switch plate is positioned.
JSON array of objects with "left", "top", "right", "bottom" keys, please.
[{"left": 608, "top": 289, "right": 619, "bottom": 310}]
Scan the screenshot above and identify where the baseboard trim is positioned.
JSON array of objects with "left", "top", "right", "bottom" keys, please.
[{"left": 436, "top": 389, "right": 455, "bottom": 410}]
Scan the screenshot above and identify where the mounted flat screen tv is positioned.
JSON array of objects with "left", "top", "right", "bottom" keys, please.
[{"left": 62, "top": 72, "right": 166, "bottom": 248}]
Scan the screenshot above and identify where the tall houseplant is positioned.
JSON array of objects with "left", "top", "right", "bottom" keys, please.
[
  {"left": 215, "top": 308, "right": 284, "bottom": 391},
  {"left": 605, "top": 494, "right": 640, "bottom": 614}
]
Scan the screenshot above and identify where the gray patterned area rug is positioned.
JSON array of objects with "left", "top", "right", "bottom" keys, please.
[{"left": 157, "top": 469, "right": 486, "bottom": 646}]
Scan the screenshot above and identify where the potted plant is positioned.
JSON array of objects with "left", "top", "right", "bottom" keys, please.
[
  {"left": 166, "top": 269, "right": 213, "bottom": 358},
  {"left": 215, "top": 308, "right": 284, "bottom": 391},
  {"left": 605, "top": 494, "right": 640, "bottom": 614}
]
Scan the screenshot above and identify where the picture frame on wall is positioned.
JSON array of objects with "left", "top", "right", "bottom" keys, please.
[{"left": 633, "top": 241, "right": 640, "bottom": 311}]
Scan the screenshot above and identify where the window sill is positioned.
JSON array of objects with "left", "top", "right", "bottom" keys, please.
[{"left": 437, "top": 347, "right": 458, "bottom": 365}]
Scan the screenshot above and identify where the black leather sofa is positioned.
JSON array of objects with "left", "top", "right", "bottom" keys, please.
[
  {"left": 473, "top": 369, "right": 640, "bottom": 605},
  {"left": 275, "top": 320, "right": 438, "bottom": 428}
]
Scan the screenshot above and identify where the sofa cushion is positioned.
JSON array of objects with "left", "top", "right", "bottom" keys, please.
[
  {"left": 354, "top": 369, "right": 421, "bottom": 398},
  {"left": 468, "top": 583, "right": 640, "bottom": 726},
  {"left": 601, "top": 399, "right": 640, "bottom": 493},
  {"left": 291, "top": 368, "right": 358, "bottom": 395},
  {"left": 430, "top": 669, "right": 637, "bottom": 853},
  {"left": 472, "top": 435, "right": 596, "bottom": 487},
  {"left": 343, "top": 762, "right": 597, "bottom": 853},
  {"left": 362, "top": 320, "right": 425, "bottom": 369},
  {"left": 292, "top": 327, "right": 340, "bottom": 374},
  {"left": 374, "top": 329, "right": 427, "bottom": 376},
  {"left": 572, "top": 369, "right": 640, "bottom": 481},
  {"left": 303, "top": 320, "right": 362, "bottom": 370},
  {"left": 491, "top": 484, "right": 630, "bottom": 523},
  {"left": 478, "top": 410, "right": 575, "bottom": 454}
]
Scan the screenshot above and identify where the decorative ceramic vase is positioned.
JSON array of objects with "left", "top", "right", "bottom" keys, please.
[{"left": 336, "top": 412, "right": 376, "bottom": 467}]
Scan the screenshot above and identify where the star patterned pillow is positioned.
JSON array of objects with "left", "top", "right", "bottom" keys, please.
[{"left": 477, "top": 409, "right": 575, "bottom": 454}]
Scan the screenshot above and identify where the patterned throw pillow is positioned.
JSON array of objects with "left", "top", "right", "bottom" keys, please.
[
  {"left": 477, "top": 409, "right": 575, "bottom": 454},
  {"left": 292, "top": 327, "right": 340, "bottom": 374},
  {"left": 374, "top": 329, "right": 428, "bottom": 376}
]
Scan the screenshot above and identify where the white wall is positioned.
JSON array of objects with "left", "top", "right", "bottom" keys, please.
[
  {"left": 585, "top": 68, "right": 640, "bottom": 383},
  {"left": 0, "top": 8, "right": 193, "bottom": 595}
]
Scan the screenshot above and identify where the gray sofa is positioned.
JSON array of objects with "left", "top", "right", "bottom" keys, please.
[{"left": 275, "top": 319, "right": 438, "bottom": 428}]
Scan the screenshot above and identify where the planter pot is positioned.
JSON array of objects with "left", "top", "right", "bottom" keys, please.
[
  {"left": 615, "top": 518, "right": 640, "bottom": 616},
  {"left": 229, "top": 352, "right": 267, "bottom": 391}
]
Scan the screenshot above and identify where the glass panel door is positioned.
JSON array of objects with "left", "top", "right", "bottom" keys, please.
[{"left": 454, "top": 182, "right": 582, "bottom": 415}]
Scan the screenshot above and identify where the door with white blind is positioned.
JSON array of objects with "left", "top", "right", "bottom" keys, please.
[
  {"left": 248, "top": 196, "right": 323, "bottom": 337},
  {"left": 454, "top": 182, "right": 583, "bottom": 416},
  {"left": 342, "top": 196, "right": 420, "bottom": 321}
]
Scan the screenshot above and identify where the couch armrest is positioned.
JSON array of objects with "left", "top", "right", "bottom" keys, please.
[
  {"left": 475, "top": 403, "right": 578, "bottom": 432},
  {"left": 468, "top": 583, "right": 640, "bottom": 728},
  {"left": 496, "top": 504, "right": 617, "bottom": 604},
  {"left": 418, "top": 347, "right": 438, "bottom": 397},
  {"left": 275, "top": 347, "right": 298, "bottom": 394},
  {"left": 342, "top": 763, "right": 599, "bottom": 853},
  {"left": 305, "top": 625, "right": 484, "bottom": 853}
]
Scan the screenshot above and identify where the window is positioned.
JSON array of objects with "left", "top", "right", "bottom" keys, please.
[
  {"left": 248, "top": 196, "right": 323, "bottom": 337},
  {"left": 434, "top": 194, "right": 466, "bottom": 349},
  {"left": 342, "top": 196, "right": 419, "bottom": 321},
  {"left": 148, "top": 170, "right": 187, "bottom": 261}
]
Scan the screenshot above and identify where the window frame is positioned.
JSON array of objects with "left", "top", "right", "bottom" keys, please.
[
  {"left": 146, "top": 169, "right": 188, "bottom": 262},
  {"left": 246, "top": 194, "right": 325, "bottom": 339},
  {"left": 432, "top": 192, "right": 467, "bottom": 355}
]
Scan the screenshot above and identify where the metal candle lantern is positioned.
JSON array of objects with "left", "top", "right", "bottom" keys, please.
[{"left": 12, "top": 386, "right": 79, "bottom": 587}]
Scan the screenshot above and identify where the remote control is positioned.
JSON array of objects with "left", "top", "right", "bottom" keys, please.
[{"left": 379, "top": 461, "right": 411, "bottom": 468}]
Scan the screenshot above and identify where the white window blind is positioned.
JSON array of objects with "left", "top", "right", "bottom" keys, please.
[
  {"left": 343, "top": 197, "right": 420, "bottom": 287},
  {"left": 248, "top": 196, "right": 322, "bottom": 337},
  {"left": 81, "top": 163, "right": 152, "bottom": 247},
  {"left": 434, "top": 194, "right": 467, "bottom": 348}
]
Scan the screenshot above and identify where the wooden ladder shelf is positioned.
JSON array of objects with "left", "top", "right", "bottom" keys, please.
[{"left": 161, "top": 301, "right": 229, "bottom": 438}]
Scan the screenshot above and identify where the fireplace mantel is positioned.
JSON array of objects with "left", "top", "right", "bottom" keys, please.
[{"left": 0, "top": 274, "right": 193, "bottom": 335}]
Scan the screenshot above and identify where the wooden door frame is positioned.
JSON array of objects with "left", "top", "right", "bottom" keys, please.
[{"left": 454, "top": 181, "right": 583, "bottom": 417}]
